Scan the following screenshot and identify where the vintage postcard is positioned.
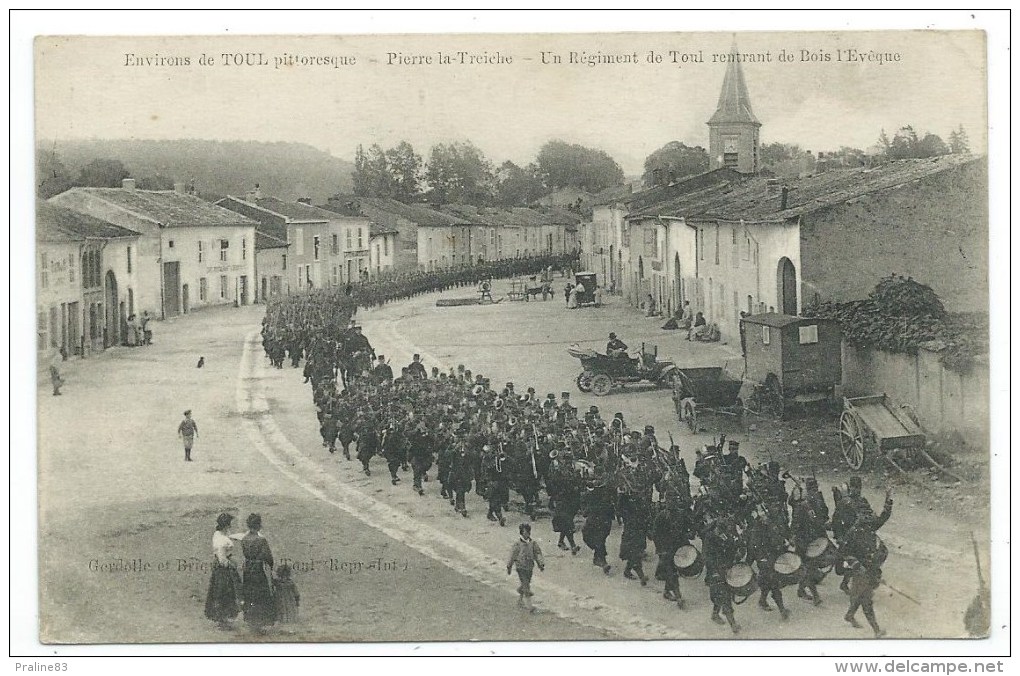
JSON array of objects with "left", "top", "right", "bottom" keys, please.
[{"left": 26, "top": 21, "right": 1000, "bottom": 656}]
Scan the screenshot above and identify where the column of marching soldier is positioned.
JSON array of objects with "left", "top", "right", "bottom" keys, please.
[{"left": 259, "top": 254, "right": 893, "bottom": 638}]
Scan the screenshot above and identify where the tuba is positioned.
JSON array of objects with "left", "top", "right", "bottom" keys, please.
[
  {"left": 471, "top": 384, "right": 484, "bottom": 396},
  {"left": 493, "top": 397, "right": 505, "bottom": 411}
]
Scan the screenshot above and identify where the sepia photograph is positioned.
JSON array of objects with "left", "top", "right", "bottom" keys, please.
[{"left": 13, "top": 9, "right": 1009, "bottom": 663}]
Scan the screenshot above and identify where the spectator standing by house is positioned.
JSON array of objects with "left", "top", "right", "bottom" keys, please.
[
  {"left": 49, "top": 349, "right": 64, "bottom": 396},
  {"left": 178, "top": 410, "right": 198, "bottom": 462},
  {"left": 141, "top": 311, "right": 153, "bottom": 346},
  {"left": 507, "top": 523, "right": 545, "bottom": 611}
]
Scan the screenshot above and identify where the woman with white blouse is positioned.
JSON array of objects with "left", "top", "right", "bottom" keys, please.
[{"left": 204, "top": 513, "right": 242, "bottom": 630}]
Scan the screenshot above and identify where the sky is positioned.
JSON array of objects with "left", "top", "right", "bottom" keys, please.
[{"left": 34, "top": 29, "right": 987, "bottom": 177}]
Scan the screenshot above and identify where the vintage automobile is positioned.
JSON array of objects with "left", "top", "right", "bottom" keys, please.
[{"left": 569, "top": 342, "right": 680, "bottom": 396}]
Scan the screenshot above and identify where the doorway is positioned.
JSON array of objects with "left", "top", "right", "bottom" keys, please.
[
  {"left": 163, "top": 262, "right": 180, "bottom": 317},
  {"left": 777, "top": 257, "right": 798, "bottom": 315},
  {"left": 105, "top": 270, "right": 119, "bottom": 347}
]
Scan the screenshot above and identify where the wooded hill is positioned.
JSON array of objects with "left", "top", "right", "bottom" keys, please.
[{"left": 42, "top": 138, "right": 354, "bottom": 202}]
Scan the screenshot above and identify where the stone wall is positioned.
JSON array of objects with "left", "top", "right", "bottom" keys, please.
[{"left": 842, "top": 342, "right": 989, "bottom": 445}]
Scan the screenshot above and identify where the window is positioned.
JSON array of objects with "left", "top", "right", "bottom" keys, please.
[
  {"left": 357, "top": 227, "right": 364, "bottom": 249},
  {"left": 40, "top": 252, "right": 49, "bottom": 289},
  {"left": 242, "top": 237, "right": 247, "bottom": 261},
  {"left": 305, "top": 265, "right": 311, "bottom": 287},
  {"left": 331, "top": 234, "right": 339, "bottom": 255},
  {"left": 219, "top": 275, "right": 228, "bottom": 299},
  {"left": 297, "top": 268, "right": 303, "bottom": 289},
  {"left": 762, "top": 326, "right": 771, "bottom": 345},
  {"left": 313, "top": 235, "right": 320, "bottom": 261},
  {"left": 219, "top": 239, "right": 229, "bottom": 262},
  {"left": 799, "top": 325, "right": 819, "bottom": 345},
  {"left": 332, "top": 265, "right": 338, "bottom": 285},
  {"left": 698, "top": 228, "right": 704, "bottom": 260},
  {"left": 346, "top": 229, "right": 353, "bottom": 250},
  {"left": 383, "top": 235, "right": 389, "bottom": 257},
  {"left": 295, "top": 228, "right": 304, "bottom": 256},
  {"left": 199, "top": 277, "right": 208, "bottom": 301},
  {"left": 282, "top": 254, "right": 287, "bottom": 270},
  {"left": 198, "top": 241, "right": 204, "bottom": 263},
  {"left": 168, "top": 239, "right": 175, "bottom": 249},
  {"left": 68, "top": 253, "right": 75, "bottom": 283},
  {"left": 127, "top": 245, "right": 133, "bottom": 273},
  {"left": 714, "top": 224, "right": 720, "bottom": 265}
]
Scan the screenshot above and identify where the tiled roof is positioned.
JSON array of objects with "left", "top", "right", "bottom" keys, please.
[
  {"left": 326, "top": 196, "right": 471, "bottom": 227},
  {"left": 38, "top": 200, "right": 141, "bottom": 241},
  {"left": 369, "top": 222, "right": 399, "bottom": 236},
  {"left": 249, "top": 196, "right": 339, "bottom": 222},
  {"left": 629, "top": 155, "right": 982, "bottom": 222},
  {"left": 255, "top": 231, "right": 289, "bottom": 250},
  {"left": 59, "top": 187, "right": 256, "bottom": 227}
]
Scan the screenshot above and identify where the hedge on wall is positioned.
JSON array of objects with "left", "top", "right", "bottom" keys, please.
[{"left": 803, "top": 275, "right": 987, "bottom": 373}]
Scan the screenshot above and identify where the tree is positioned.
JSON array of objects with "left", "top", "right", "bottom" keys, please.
[
  {"left": 75, "top": 158, "right": 130, "bottom": 188},
  {"left": 493, "top": 160, "right": 546, "bottom": 206},
  {"left": 352, "top": 143, "right": 394, "bottom": 198},
  {"left": 385, "top": 141, "right": 422, "bottom": 203},
  {"left": 915, "top": 133, "right": 950, "bottom": 158},
  {"left": 137, "top": 174, "right": 175, "bottom": 191},
  {"left": 948, "top": 125, "right": 970, "bottom": 154},
  {"left": 642, "top": 141, "right": 710, "bottom": 187},
  {"left": 535, "top": 140, "right": 624, "bottom": 193},
  {"left": 424, "top": 141, "right": 494, "bottom": 205},
  {"left": 888, "top": 126, "right": 920, "bottom": 159},
  {"left": 760, "top": 141, "right": 806, "bottom": 178},
  {"left": 36, "top": 147, "right": 73, "bottom": 198}
]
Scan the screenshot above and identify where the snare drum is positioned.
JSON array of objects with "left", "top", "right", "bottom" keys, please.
[
  {"left": 673, "top": 545, "right": 705, "bottom": 578},
  {"left": 772, "top": 551, "right": 803, "bottom": 587},
  {"left": 725, "top": 562, "right": 758, "bottom": 597}
]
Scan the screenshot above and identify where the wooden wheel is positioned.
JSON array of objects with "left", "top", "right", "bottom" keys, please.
[
  {"left": 576, "top": 370, "right": 594, "bottom": 393},
  {"left": 681, "top": 398, "right": 698, "bottom": 433},
  {"left": 591, "top": 374, "right": 613, "bottom": 396},
  {"left": 839, "top": 410, "right": 866, "bottom": 470}
]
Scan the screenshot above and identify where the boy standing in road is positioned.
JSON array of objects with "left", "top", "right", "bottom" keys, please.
[
  {"left": 507, "top": 523, "right": 545, "bottom": 611},
  {"left": 178, "top": 410, "right": 198, "bottom": 462}
]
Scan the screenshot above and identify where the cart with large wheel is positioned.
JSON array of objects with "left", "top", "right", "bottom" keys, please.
[
  {"left": 838, "top": 394, "right": 926, "bottom": 470},
  {"left": 672, "top": 313, "right": 843, "bottom": 430}
]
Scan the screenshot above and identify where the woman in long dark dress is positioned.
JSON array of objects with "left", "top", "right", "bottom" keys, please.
[
  {"left": 204, "top": 513, "right": 242, "bottom": 629},
  {"left": 240, "top": 513, "right": 275, "bottom": 633}
]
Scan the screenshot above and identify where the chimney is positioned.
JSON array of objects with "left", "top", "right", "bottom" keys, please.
[
  {"left": 122, "top": 178, "right": 136, "bottom": 191},
  {"left": 247, "top": 183, "right": 263, "bottom": 200},
  {"left": 780, "top": 186, "right": 789, "bottom": 210},
  {"left": 297, "top": 197, "right": 311, "bottom": 204},
  {"left": 173, "top": 181, "right": 185, "bottom": 193}
]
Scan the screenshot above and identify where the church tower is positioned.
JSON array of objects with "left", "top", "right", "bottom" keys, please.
[{"left": 707, "top": 43, "right": 761, "bottom": 173}]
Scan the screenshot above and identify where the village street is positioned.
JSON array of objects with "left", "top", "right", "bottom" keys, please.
[{"left": 37, "top": 281, "right": 987, "bottom": 644}]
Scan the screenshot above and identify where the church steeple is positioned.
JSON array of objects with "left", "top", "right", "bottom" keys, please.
[{"left": 707, "top": 40, "right": 761, "bottom": 173}]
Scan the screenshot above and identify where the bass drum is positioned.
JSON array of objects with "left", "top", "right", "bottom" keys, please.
[
  {"left": 725, "top": 562, "right": 758, "bottom": 599},
  {"left": 804, "top": 537, "right": 837, "bottom": 569},
  {"left": 673, "top": 545, "right": 704, "bottom": 578},
  {"left": 772, "top": 551, "right": 804, "bottom": 588}
]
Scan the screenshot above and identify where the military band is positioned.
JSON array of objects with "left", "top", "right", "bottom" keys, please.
[{"left": 259, "top": 254, "right": 895, "bottom": 638}]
